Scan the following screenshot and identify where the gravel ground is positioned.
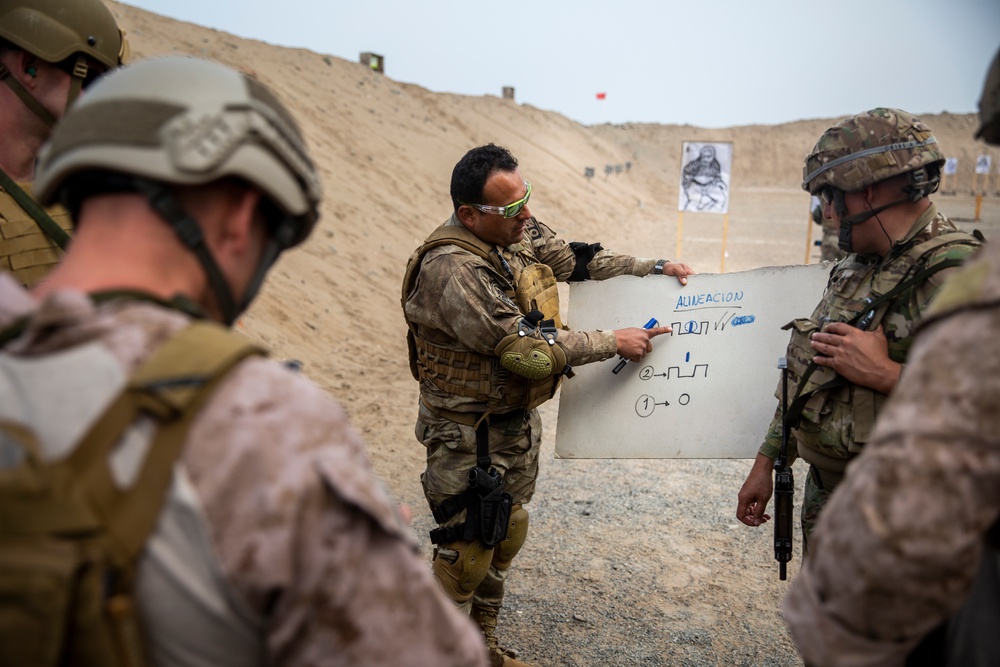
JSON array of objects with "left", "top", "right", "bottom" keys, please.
[{"left": 407, "top": 398, "right": 809, "bottom": 667}]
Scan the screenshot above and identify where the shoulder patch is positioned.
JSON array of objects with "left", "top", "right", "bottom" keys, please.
[
  {"left": 525, "top": 218, "right": 543, "bottom": 241},
  {"left": 492, "top": 281, "right": 518, "bottom": 311}
]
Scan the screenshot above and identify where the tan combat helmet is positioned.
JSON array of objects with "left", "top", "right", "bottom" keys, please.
[
  {"left": 0, "top": 0, "right": 128, "bottom": 126},
  {"left": 977, "top": 48, "right": 1000, "bottom": 146},
  {"left": 802, "top": 108, "right": 944, "bottom": 200},
  {"left": 35, "top": 56, "right": 323, "bottom": 323}
]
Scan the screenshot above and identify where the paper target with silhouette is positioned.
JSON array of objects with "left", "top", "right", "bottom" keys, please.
[
  {"left": 554, "top": 263, "right": 829, "bottom": 458},
  {"left": 678, "top": 141, "right": 732, "bottom": 214}
]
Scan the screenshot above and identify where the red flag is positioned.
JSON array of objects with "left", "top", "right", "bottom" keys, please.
[{"left": 595, "top": 92, "right": 606, "bottom": 100}]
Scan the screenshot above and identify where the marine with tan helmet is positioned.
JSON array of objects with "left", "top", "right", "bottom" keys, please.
[
  {"left": 736, "top": 109, "right": 983, "bottom": 560},
  {"left": 0, "top": 56, "right": 489, "bottom": 667},
  {"left": 0, "top": 0, "right": 128, "bottom": 287}
]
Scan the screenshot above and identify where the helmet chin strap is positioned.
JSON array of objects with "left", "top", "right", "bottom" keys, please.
[
  {"left": 0, "top": 62, "right": 57, "bottom": 128},
  {"left": 134, "top": 177, "right": 298, "bottom": 325},
  {"left": 0, "top": 53, "right": 90, "bottom": 129},
  {"left": 239, "top": 218, "right": 298, "bottom": 312},
  {"left": 835, "top": 189, "right": 909, "bottom": 253}
]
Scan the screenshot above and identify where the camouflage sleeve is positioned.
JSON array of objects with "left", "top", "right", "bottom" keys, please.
[
  {"left": 757, "top": 401, "right": 800, "bottom": 463},
  {"left": 757, "top": 407, "right": 787, "bottom": 462},
  {"left": 782, "top": 306, "right": 1000, "bottom": 666},
  {"left": 913, "top": 241, "right": 982, "bottom": 309},
  {"left": 431, "top": 250, "right": 617, "bottom": 365},
  {"left": 525, "top": 218, "right": 659, "bottom": 281},
  {"left": 184, "top": 359, "right": 488, "bottom": 667}
]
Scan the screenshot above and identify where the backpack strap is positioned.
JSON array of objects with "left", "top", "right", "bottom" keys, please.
[
  {"left": 77, "top": 321, "right": 264, "bottom": 565},
  {"left": 0, "top": 167, "right": 72, "bottom": 251},
  {"left": 0, "top": 322, "right": 264, "bottom": 565}
]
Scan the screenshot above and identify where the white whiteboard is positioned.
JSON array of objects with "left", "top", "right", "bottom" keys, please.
[{"left": 555, "top": 264, "right": 830, "bottom": 459}]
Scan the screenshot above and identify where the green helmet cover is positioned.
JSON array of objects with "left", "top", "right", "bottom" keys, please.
[{"left": 802, "top": 108, "right": 945, "bottom": 195}]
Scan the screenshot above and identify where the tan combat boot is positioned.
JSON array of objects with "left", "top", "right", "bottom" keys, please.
[{"left": 470, "top": 605, "right": 534, "bottom": 667}]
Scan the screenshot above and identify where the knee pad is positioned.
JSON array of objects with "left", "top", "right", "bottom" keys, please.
[
  {"left": 432, "top": 540, "right": 492, "bottom": 604},
  {"left": 492, "top": 505, "right": 529, "bottom": 570}
]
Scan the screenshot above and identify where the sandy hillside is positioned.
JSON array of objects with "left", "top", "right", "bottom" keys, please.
[{"left": 104, "top": 2, "right": 1000, "bottom": 665}]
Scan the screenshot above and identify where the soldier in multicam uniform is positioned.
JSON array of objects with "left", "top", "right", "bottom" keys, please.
[
  {"left": 735, "top": 108, "right": 982, "bottom": 553},
  {"left": 0, "top": 57, "right": 488, "bottom": 666},
  {"left": 0, "top": 0, "right": 127, "bottom": 286},
  {"left": 401, "top": 143, "right": 695, "bottom": 667},
  {"left": 782, "top": 51, "right": 1000, "bottom": 667}
]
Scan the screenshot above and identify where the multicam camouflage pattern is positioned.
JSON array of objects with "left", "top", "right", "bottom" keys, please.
[
  {"left": 800, "top": 468, "right": 837, "bottom": 555},
  {"left": 977, "top": 48, "right": 1000, "bottom": 144},
  {"left": 0, "top": 184, "right": 71, "bottom": 287},
  {"left": 0, "top": 275, "right": 489, "bottom": 667},
  {"left": 759, "top": 205, "right": 981, "bottom": 544},
  {"left": 802, "top": 108, "right": 945, "bottom": 194},
  {"left": 783, "top": 238, "right": 1000, "bottom": 666},
  {"left": 403, "top": 214, "right": 655, "bottom": 416}
]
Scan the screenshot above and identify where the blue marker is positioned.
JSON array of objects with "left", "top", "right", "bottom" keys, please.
[{"left": 612, "top": 317, "right": 658, "bottom": 374}]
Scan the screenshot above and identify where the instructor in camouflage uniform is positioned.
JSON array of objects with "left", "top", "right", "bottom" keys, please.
[
  {"left": 736, "top": 108, "right": 982, "bottom": 552},
  {"left": 0, "top": 0, "right": 126, "bottom": 286},
  {"left": 0, "top": 57, "right": 487, "bottom": 666},
  {"left": 782, "top": 51, "right": 1000, "bottom": 667},
  {"left": 402, "top": 143, "right": 694, "bottom": 667}
]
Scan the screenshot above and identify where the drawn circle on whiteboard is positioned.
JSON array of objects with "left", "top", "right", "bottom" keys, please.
[
  {"left": 639, "top": 365, "right": 654, "bottom": 380},
  {"left": 635, "top": 394, "right": 656, "bottom": 418},
  {"left": 678, "top": 393, "right": 691, "bottom": 406},
  {"left": 684, "top": 320, "right": 699, "bottom": 334}
]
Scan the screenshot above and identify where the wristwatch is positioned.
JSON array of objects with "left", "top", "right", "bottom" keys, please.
[{"left": 653, "top": 259, "right": 668, "bottom": 275}]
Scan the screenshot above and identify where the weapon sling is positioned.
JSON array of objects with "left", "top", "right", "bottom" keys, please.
[
  {"left": 784, "top": 256, "right": 968, "bottom": 429},
  {"left": 0, "top": 167, "right": 71, "bottom": 251}
]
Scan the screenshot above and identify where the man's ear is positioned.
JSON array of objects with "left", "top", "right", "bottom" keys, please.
[
  {"left": 861, "top": 182, "right": 879, "bottom": 206},
  {"left": 456, "top": 204, "right": 477, "bottom": 229},
  {"left": 214, "top": 186, "right": 262, "bottom": 255},
  {"left": 13, "top": 51, "right": 41, "bottom": 88}
]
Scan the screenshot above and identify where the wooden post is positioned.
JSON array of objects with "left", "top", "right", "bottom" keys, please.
[
  {"left": 720, "top": 214, "right": 730, "bottom": 273},
  {"left": 804, "top": 212, "right": 814, "bottom": 264},
  {"left": 676, "top": 211, "right": 684, "bottom": 261}
]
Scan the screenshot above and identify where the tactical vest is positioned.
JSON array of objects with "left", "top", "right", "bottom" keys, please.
[
  {"left": 0, "top": 320, "right": 263, "bottom": 667},
  {"left": 784, "top": 229, "right": 980, "bottom": 471},
  {"left": 401, "top": 224, "right": 563, "bottom": 412},
  {"left": 0, "top": 171, "right": 73, "bottom": 287}
]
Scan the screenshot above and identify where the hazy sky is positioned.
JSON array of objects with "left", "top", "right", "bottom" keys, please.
[{"left": 126, "top": 0, "right": 999, "bottom": 128}]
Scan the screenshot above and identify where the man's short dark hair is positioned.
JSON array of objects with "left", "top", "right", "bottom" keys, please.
[{"left": 450, "top": 144, "right": 518, "bottom": 213}]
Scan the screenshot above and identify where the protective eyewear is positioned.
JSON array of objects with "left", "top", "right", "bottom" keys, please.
[
  {"left": 819, "top": 185, "right": 841, "bottom": 206},
  {"left": 464, "top": 182, "right": 532, "bottom": 219}
]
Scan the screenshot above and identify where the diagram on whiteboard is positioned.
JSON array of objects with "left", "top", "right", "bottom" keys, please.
[{"left": 554, "top": 263, "right": 829, "bottom": 459}]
